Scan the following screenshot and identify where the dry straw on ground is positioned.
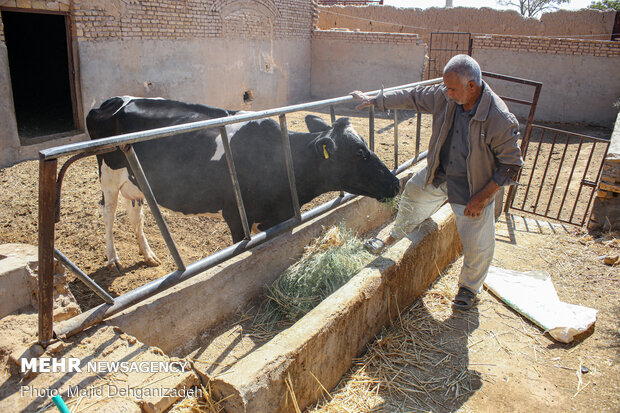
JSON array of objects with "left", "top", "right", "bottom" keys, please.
[
  {"left": 167, "top": 383, "right": 227, "bottom": 413},
  {"left": 310, "top": 263, "right": 488, "bottom": 413}
]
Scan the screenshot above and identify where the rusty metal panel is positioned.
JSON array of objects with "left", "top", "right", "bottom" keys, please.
[
  {"left": 427, "top": 32, "right": 472, "bottom": 80},
  {"left": 508, "top": 125, "right": 610, "bottom": 226}
]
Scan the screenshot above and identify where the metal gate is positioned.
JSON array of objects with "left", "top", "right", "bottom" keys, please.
[
  {"left": 508, "top": 125, "right": 610, "bottom": 226},
  {"left": 427, "top": 32, "right": 473, "bottom": 80}
]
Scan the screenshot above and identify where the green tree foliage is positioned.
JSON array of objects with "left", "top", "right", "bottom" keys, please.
[
  {"left": 498, "top": 0, "right": 571, "bottom": 17},
  {"left": 588, "top": 0, "right": 620, "bottom": 10}
]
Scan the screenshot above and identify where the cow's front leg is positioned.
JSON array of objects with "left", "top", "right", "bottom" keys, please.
[
  {"left": 125, "top": 197, "right": 161, "bottom": 267},
  {"left": 100, "top": 164, "right": 123, "bottom": 271}
]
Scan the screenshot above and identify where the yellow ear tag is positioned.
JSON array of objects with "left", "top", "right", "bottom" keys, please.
[{"left": 323, "top": 144, "right": 329, "bottom": 159}]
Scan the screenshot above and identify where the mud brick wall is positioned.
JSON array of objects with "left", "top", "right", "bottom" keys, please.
[
  {"left": 72, "top": 0, "right": 315, "bottom": 41},
  {"left": 317, "top": 5, "right": 617, "bottom": 45},
  {"left": 0, "top": 0, "right": 315, "bottom": 41},
  {"left": 474, "top": 35, "right": 620, "bottom": 57},
  {"left": 590, "top": 112, "right": 620, "bottom": 232}
]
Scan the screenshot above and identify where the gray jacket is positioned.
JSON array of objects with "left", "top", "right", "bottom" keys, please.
[{"left": 375, "top": 81, "right": 523, "bottom": 198}]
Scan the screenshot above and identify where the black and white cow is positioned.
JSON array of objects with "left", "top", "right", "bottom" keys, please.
[{"left": 87, "top": 97, "right": 400, "bottom": 270}]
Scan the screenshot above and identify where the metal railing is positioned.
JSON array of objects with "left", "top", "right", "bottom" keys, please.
[
  {"left": 478, "top": 72, "right": 543, "bottom": 212},
  {"left": 508, "top": 125, "right": 610, "bottom": 226},
  {"left": 36, "top": 71, "right": 545, "bottom": 344},
  {"left": 37, "top": 78, "right": 441, "bottom": 344}
]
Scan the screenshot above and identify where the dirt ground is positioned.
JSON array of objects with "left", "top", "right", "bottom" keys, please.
[
  {"left": 1, "top": 108, "right": 617, "bottom": 412},
  {"left": 308, "top": 214, "right": 620, "bottom": 412}
]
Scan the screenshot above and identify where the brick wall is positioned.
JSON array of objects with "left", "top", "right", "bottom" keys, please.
[
  {"left": 0, "top": 0, "right": 317, "bottom": 41},
  {"left": 474, "top": 34, "right": 620, "bottom": 57},
  {"left": 0, "top": 0, "right": 70, "bottom": 12},
  {"left": 312, "top": 28, "right": 422, "bottom": 45}
]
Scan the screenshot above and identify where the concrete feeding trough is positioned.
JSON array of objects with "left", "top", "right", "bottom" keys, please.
[
  {"left": 0, "top": 162, "right": 462, "bottom": 412},
  {"left": 96, "top": 162, "right": 462, "bottom": 411}
]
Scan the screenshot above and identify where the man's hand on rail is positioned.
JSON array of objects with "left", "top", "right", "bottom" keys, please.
[{"left": 350, "top": 91, "right": 375, "bottom": 110}]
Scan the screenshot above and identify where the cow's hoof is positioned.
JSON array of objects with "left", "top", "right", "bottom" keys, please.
[
  {"left": 144, "top": 256, "right": 161, "bottom": 267},
  {"left": 107, "top": 260, "right": 123, "bottom": 272}
]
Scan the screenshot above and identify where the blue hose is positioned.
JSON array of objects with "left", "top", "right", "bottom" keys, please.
[{"left": 51, "top": 394, "right": 71, "bottom": 413}]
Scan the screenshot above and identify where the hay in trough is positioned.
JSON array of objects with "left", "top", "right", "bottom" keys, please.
[{"left": 260, "top": 224, "right": 374, "bottom": 324}]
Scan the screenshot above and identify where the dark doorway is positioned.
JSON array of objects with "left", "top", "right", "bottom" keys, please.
[{"left": 2, "top": 10, "right": 77, "bottom": 141}]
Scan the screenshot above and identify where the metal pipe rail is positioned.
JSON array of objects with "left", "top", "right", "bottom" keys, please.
[
  {"left": 54, "top": 151, "right": 428, "bottom": 339},
  {"left": 38, "top": 79, "right": 443, "bottom": 344},
  {"left": 39, "top": 78, "right": 442, "bottom": 161}
]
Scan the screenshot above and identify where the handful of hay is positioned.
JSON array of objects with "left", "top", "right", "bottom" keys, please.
[{"left": 261, "top": 224, "right": 374, "bottom": 324}]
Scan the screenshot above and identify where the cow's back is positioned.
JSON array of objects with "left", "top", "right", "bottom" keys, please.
[
  {"left": 87, "top": 97, "right": 239, "bottom": 214},
  {"left": 87, "top": 97, "right": 234, "bottom": 139}
]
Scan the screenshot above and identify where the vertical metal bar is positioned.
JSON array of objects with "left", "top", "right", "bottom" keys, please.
[
  {"left": 532, "top": 131, "right": 559, "bottom": 214},
  {"left": 557, "top": 139, "right": 583, "bottom": 222},
  {"left": 38, "top": 159, "right": 57, "bottom": 346},
  {"left": 279, "top": 114, "right": 302, "bottom": 222},
  {"left": 369, "top": 106, "right": 375, "bottom": 152},
  {"left": 123, "top": 145, "right": 186, "bottom": 271},
  {"left": 504, "top": 82, "right": 542, "bottom": 213},
  {"left": 569, "top": 139, "right": 597, "bottom": 224},
  {"left": 393, "top": 109, "right": 399, "bottom": 169},
  {"left": 524, "top": 84, "right": 543, "bottom": 152},
  {"left": 544, "top": 132, "right": 570, "bottom": 216},
  {"left": 332, "top": 107, "right": 344, "bottom": 197},
  {"left": 219, "top": 126, "right": 252, "bottom": 240},
  {"left": 415, "top": 112, "right": 422, "bottom": 158},
  {"left": 520, "top": 128, "right": 546, "bottom": 211}
]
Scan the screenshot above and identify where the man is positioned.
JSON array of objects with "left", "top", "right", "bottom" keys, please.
[{"left": 351, "top": 54, "right": 523, "bottom": 310}]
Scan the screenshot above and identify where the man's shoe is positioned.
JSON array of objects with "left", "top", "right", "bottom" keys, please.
[
  {"left": 452, "top": 287, "right": 477, "bottom": 310},
  {"left": 364, "top": 237, "right": 385, "bottom": 254}
]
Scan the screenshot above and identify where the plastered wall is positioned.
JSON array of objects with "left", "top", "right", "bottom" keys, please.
[
  {"left": 77, "top": 38, "right": 311, "bottom": 122},
  {"left": 473, "top": 35, "right": 620, "bottom": 126},
  {"left": 311, "top": 30, "right": 427, "bottom": 99}
]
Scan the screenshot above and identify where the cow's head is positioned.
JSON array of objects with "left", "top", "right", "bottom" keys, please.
[{"left": 305, "top": 115, "right": 400, "bottom": 200}]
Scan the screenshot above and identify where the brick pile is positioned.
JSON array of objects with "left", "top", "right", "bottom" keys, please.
[{"left": 589, "top": 114, "right": 620, "bottom": 232}]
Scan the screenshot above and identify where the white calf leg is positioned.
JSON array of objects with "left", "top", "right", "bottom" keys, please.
[
  {"left": 123, "top": 195, "right": 161, "bottom": 267},
  {"left": 100, "top": 163, "right": 123, "bottom": 271}
]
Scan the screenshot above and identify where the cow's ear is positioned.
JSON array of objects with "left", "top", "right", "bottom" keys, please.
[
  {"left": 314, "top": 137, "right": 335, "bottom": 160},
  {"left": 333, "top": 117, "right": 351, "bottom": 131},
  {"left": 305, "top": 115, "right": 331, "bottom": 133}
]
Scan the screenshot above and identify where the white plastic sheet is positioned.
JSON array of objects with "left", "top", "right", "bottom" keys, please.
[{"left": 484, "top": 266, "right": 598, "bottom": 343}]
